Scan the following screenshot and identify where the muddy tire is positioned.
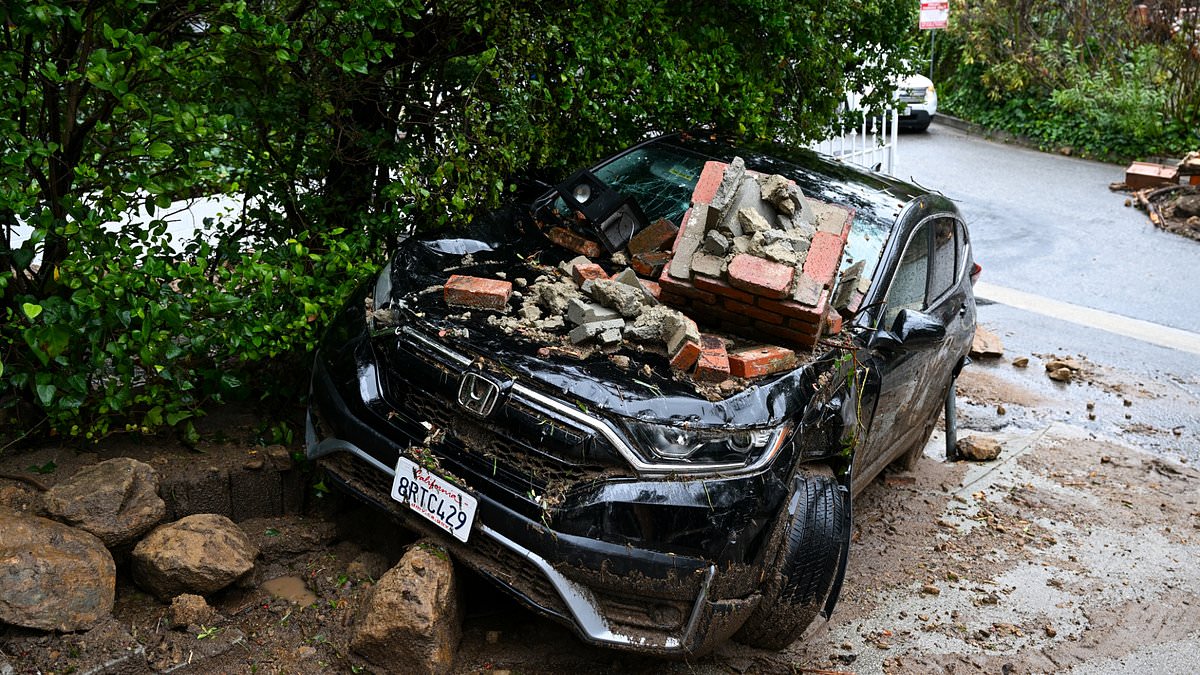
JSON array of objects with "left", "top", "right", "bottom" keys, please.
[{"left": 734, "top": 465, "right": 848, "bottom": 651}]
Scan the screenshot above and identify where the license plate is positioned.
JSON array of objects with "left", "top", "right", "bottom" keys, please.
[{"left": 390, "top": 457, "right": 477, "bottom": 543}]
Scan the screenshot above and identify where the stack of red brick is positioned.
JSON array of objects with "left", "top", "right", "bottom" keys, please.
[{"left": 656, "top": 161, "right": 850, "bottom": 348}]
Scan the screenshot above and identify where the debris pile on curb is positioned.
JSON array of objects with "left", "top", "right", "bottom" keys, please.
[
  {"left": 1112, "top": 150, "right": 1200, "bottom": 241},
  {"left": 435, "top": 156, "right": 867, "bottom": 390}
]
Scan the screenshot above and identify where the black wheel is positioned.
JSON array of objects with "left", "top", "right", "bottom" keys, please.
[{"left": 734, "top": 465, "right": 849, "bottom": 650}]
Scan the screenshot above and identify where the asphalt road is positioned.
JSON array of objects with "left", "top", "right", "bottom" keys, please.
[{"left": 892, "top": 121, "right": 1200, "bottom": 459}]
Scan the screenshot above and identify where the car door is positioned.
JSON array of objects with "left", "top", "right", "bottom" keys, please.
[{"left": 851, "top": 202, "right": 972, "bottom": 494}]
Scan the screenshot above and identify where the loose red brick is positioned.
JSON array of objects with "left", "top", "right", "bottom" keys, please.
[
  {"left": 723, "top": 298, "right": 784, "bottom": 325},
  {"left": 727, "top": 254, "right": 794, "bottom": 299},
  {"left": 702, "top": 303, "right": 753, "bottom": 327},
  {"left": 669, "top": 338, "right": 702, "bottom": 371},
  {"left": 692, "top": 274, "right": 756, "bottom": 305},
  {"left": 658, "top": 290, "right": 691, "bottom": 308},
  {"left": 658, "top": 268, "right": 718, "bottom": 304},
  {"left": 824, "top": 309, "right": 843, "bottom": 336},
  {"left": 755, "top": 320, "right": 818, "bottom": 347},
  {"left": 548, "top": 227, "right": 602, "bottom": 258},
  {"left": 639, "top": 279, "right": 662, "bottom": 301},
  {"left": 444, "top": 275, "right": 512, "bottom": 310},
  {"left": 694, "top": 335, "right": 730, "bottom": 382},
  {"left": 631, "top": 251, "right": 672, "bottom": 278},
  {"left": 692, "top": 161, "right": 729, "bottom": 204},
  {"left": 802, "top": 231, "right": 845, "bottom": 290},
  {"left": 571, "top": 261, "right": 608, "bottom": 286},
  {"left": 756, "top": 295, "right": 826, "bottom": 325},
  {"left": 628, "top": 218, "right": 679, "bottom": 255},
  {"left": 729, "top": 345, "right": 798, "bottom": 379}
]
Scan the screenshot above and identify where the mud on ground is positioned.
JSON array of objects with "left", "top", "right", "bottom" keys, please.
[{"left": 2, "top": 372, "right": 1198, "bottom": 674}]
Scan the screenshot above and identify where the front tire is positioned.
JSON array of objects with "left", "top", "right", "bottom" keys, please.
[{"left": 734, "top": 465, "right": 849, "bottom": 650}]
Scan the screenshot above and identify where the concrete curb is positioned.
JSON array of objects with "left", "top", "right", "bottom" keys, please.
[{"left": 932, "top": 113, "right": 1043, "bottom": 152}]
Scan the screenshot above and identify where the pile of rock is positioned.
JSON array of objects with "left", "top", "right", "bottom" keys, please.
[{"left": 0, "top": 458, "right": 257, "bottom": 634}]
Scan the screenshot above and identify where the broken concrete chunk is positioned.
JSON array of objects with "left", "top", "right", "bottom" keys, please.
[
  {"left": 444, "top": 275, "right": 512, "bottom": 311},
  {"left": 732, "top": 235, "right": 752, "bottom": 254},
  {"left": 736, "top": 207, "right": 773, "bottom": 235},
  {"left": 610, "top": 268, "right": 659, "bottom": 306},
  {"left": 759, "top": 241, "right": 800, "bottom": 266},
  {"left": 518, "top": 303, "right": 542, "bottom": 322},
  {"left": 703, "top": 230, "right": 731, "bottom": 256},
  {"left": 589, "top": 278, "right": 645, "bottom": 318},
  {"left": 566, "top": 299, "right": 620, "bottom": 326},
  {"left": 759, "top": 174, "right": 794, "bottom": 215},
  {"left": 597, "top": 328, "right": 623, "bottom": 346},
  {"left": 568, "top": 318, "right": 626, "bottom": 345},
  {"left": 664, "top": 314, "right": 701, "bottom": 356},
  {"left": 538, "top": 315, "right": 565, "bottom": 330},
  {"left": 832, "top": 260, "right": 865, "bottom": 313},
  {"left": 792, "top": 274, "right": 823, "bottom": 307},
  {"left": 624, "top": 305, "right": 682, "bottom": 342},
  {"left": 690, "top": 251, "right": 725, "bottom": 278},
  {"left": 528, "top": 275, "right": 582, "bottom": 315},
  {"left": 668, "top": 204, "right": 709, "bottom": 280},
  {"left": 710, "top": 156, "right": 746, "bottom": 219}
]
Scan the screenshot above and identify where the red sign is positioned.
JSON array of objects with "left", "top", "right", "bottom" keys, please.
[{"left": 920, "top": 1, "right": 949, "bottom": 30}]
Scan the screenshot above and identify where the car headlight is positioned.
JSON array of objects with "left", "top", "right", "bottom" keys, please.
[{"left": 623, "top": 420, "right": 789, "bottom": 466}]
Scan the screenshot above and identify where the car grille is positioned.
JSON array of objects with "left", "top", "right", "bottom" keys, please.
[{"left": 899, "top": 87, "right": 927, "bottom": 104}]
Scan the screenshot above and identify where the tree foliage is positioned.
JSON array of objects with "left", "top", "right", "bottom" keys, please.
[
  {"left": 0, "top": 0, "right": 915, "bottom": 443},
  {"left": 934, "top": 0, "right": 1200, "bottom": 160}
]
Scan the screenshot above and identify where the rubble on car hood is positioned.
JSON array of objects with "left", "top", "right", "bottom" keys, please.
[{"left": 369, "top": 157, "right": 872, "bottom": 422}]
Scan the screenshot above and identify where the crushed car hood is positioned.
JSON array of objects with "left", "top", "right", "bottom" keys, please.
[{"left": 377, "top": 212, "right": 833, "bottom": 429}]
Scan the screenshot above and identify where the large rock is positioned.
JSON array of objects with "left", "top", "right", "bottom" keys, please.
[
  {"left": 132, "top": 513, "right": 259, "bottom": 600},
  {"left": 0, "top": 510, "right": 116, "bottom": 631},
  {"left": 352, "top": 541, "right": 462, "bottom": 675},
  {"left": 956, "top": 436, "right": 1003, "bottom": 462},
  {"left": 42, "top": 457, "right": 166, "bottom": 547},
  {"left": 970, "top": 325, "right": 1004, "bottom": 359}
]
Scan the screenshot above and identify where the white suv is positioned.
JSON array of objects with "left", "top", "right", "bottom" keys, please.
[{"left": 895, "top": 73, "right": 937, "bottom": 132}]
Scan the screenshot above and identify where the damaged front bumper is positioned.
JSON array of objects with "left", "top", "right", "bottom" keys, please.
[{"left": 307, "top": 317, "right": 801, "bottom": 654}]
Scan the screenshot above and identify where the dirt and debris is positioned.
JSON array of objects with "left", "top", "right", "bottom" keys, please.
[
  {"left": 401, "top": 157, "right": 868, "bottom": 398},
  {"left": 1113, "top": 157, "right": 1200, "bottom": 241}
]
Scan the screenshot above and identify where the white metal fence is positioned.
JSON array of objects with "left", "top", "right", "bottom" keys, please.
[{"left": 809, "top": 93, "right": 899, "bottom": 175}]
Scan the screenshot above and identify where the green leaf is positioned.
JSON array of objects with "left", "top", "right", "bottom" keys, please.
[
  {"left": 148, "top": 141, "right": 173, "bottom": 159},
  {"left": 21, "top": 303, "right": 42, "bottom": 320},
  {"left": 35, "top": 383, "right": 57, "bottom": 406}
]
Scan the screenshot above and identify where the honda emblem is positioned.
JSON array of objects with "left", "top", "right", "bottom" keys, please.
[{"left": 457, "top": 372, "right": 500, "bottom": 417}]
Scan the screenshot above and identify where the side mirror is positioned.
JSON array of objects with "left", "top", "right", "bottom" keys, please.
[
  {"left": 891, "top": 308, "right": 946, "bottom": 347},
  {"left": 867, "top": 308, "right": 946, "bottom": 352}
]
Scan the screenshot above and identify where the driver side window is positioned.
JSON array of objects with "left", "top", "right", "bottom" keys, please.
[
  {"left": 882, "top": 223, "right": 931, "bottom": 329},
  {"left": 881, "top": 216, "right": 962, "bottom": 330}
]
